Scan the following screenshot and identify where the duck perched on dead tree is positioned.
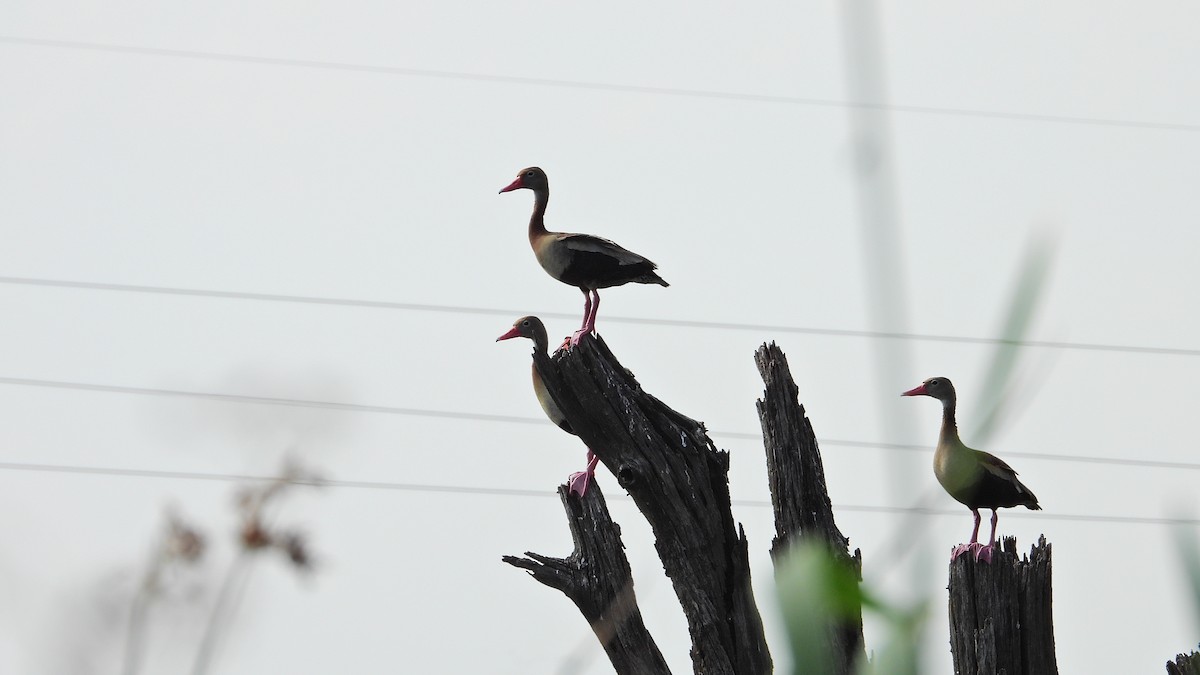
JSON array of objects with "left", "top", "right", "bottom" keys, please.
[
  {"left": 497, "top": 315, "right": 598, "bottom": 495},
  {"left": 902, "top": 376, "right": 1041, "bottom": 563},
  {"left": 499, "top": 167, "right": 668, "bottom": 347}
]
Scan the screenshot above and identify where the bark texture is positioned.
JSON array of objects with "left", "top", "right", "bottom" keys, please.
[
  {"left": 504, "top": 482, "right": 670, "bottom": 675},
  {"left": 1167, "top": 646, "right": 1200, "bottom": 675},
  {"left": 753, "top": 342, "right": 865, "bottom": 674},
  {"left": 531, "top": 334, "right": 772, "bottom": 675},
  {"left": 948, "top": 536, "right": 1058, "bottom": 675}
]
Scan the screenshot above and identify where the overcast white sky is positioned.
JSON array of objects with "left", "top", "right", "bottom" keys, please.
[{"left": 2, "top": 2, "right": 1199, "bottom": 673}]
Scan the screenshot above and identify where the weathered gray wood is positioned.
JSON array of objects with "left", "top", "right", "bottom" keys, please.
[
  {"left": 753, "top": 342, "right": 865, "bottom": 674},
  {"left": 1018, "top": 536, "right": 1057, "bottom": 674},
  {"left": 503, "top": 481, "right": 670, "bottom": 675},
  {"left": 532, "top": 334, "right": 772, "bottom": 675},
  {"left": 948, "top": 536, "right": 1058, "bottom": 675},
  {"left": 1167, "top": 645, "right": 1200, "bottom": 675}
]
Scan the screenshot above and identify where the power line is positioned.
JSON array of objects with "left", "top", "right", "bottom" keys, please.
[
  {"left": 827, "top": 503, "right": 1200, "bottom": 527},
  {"left": 815, "top": 438, "right": 1200, "bottom": 472},
  {"left": 2, "top": 373, "right": 1198, "bottom": 473},
  {"left": 1, "top": 459, "right": 1195, "bottom": 527},
  {"left": 0, "top": 374, "right": 543, "bottom": 426},
  {"left": 2, "top": 35, "right": 1199, "bottom": 134},
  {"left": 0, "top": 460, "right": 555, "bottom": 499},
  {"left": 3, "top": 275, "right": 1198, "bottom": 358}
]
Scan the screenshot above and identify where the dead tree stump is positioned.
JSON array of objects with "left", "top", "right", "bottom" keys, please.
[
  {"left": 526, "top": 334, "right": 772, "bottom": 675},
  {"left": 754, "top": 342, "right": 865, "bottom": 674},
  {"left": 503, "top": 482, "right": 670, "bottom": 675},
  {"left": 1167, "top": 645, "right": 1200, "bottom": 675},
  {"left": 948, "top": 536, "right": 1057, "bottom": 675}
]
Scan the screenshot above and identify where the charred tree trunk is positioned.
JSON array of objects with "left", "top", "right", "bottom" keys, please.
[
  {"left": 503, "top": 482, "right": 670, "bottom": 675},
  {"left": 753, "top": 342, "right": 866, "bottom": 674},
  {"left": 948, "top": 536, "right": 1057, "bottom": 675},
  {"left": 529, "top": 334, "right": 772, "bottom": 675},
  {"left": 1167, "top": 645, "right": 1200, "bottom": 675}
]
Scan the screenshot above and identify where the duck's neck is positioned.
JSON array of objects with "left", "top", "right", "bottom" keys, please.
[
  {"left": 938, "top": 396, "right": 961, "bottom": 448},
  {"left": 527, "top": 188, "right": 549, "bottom": 245},
  {"left": 532, "top": 325, "right": 549, "bottom": 356}
]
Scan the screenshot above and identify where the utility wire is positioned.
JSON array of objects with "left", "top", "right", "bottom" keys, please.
[
  {"left": 1, "top": 35, "right": 1199, "bottom": 133},
  {"left": 0, "top": 374, "right": 542, "bottom": 426},
  {"left": 1, "top": 459, "right": 1195, "bottom": 527},
  {"left": 2, "top": 275, "right": 1198, "bottom": 358},
  {"left": 1, "top": 374, "right": 1198, "bottom": 473}
]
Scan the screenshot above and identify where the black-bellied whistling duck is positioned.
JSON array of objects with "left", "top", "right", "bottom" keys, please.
[
  {"left": 499, "top": 167, "right": 668, "bottom": 347},
  {"left": 497, "top": 315, "right": 599, "bottom": 496},
  {"left": 902, "top": 377, "right": 1041, "bottom": 563}
]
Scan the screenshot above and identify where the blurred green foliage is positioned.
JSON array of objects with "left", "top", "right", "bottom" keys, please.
[
  {"left": 970, "top": 232, "right": 1058, "bottom": 444},
  {"left": 777, "top": 540, "right": 927, "bottom": 675},
  {"left": 1174, "top": 524, "right": 1200, "bottom": 633}
]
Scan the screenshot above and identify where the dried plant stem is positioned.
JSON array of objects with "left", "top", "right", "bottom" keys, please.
[
  {"left": 121, "top": 543, "right": 168, "bottom": 675},
  {"left": 190, "top": 552, "right": 253, "bottom": 675},
  {"left": 121, "top": 578, "right": 154, "bottom": 675}
]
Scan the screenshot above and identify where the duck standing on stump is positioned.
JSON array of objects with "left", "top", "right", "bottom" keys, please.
[
  {"left": 499, "top": 167, "right": 668, "bottom": 347},
  {"left": 902, "top": 377, "right": 1041, "bottom": 563},
  {"left": 497, "top": 315, "right": 599, "bottom": 496}
]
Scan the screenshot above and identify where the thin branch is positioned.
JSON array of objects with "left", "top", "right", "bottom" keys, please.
[
  {"left": 504, "top": 481, "right": 670, "bottom": 675},
  {"left": 122, "top": 511, "right": 205, "bottom": 675},
  {"left": 121, "top": 561, "right": 158, "bottom": 675},
  {"left": 190, "top": 551, "right": 253, "bottom": 675}
]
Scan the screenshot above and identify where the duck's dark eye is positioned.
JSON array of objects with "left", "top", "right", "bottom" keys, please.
[
  {"left": 521, "top": 320, "right": 530, "bottom": 327},
  {"left": 525, "top": 170, "right": 535, "bottom": 177},
  {"left": 929, "top": 379, "right": 940, "bottom": 386}
]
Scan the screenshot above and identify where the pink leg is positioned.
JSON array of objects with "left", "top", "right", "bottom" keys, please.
[
  {"left": 570, "top": 289, "right": 601, "bottom": 347},
  {"left": 567, "top": 449, "right": 600, "bottom": 497},
  {"left": 580, "top": 290, "right": 592, "bottom": 330},
  {"left": 974, "top": 510, "right": 999, "bottom": 563},
  {"left": 951, "top": 509, "right": 983, "bottom": 561},
  {"left": 568, "top": 289, "right": 593, "bottom": 347},
  {"left": 585, "top": 290, "right": 600, "bottom": 333}
]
